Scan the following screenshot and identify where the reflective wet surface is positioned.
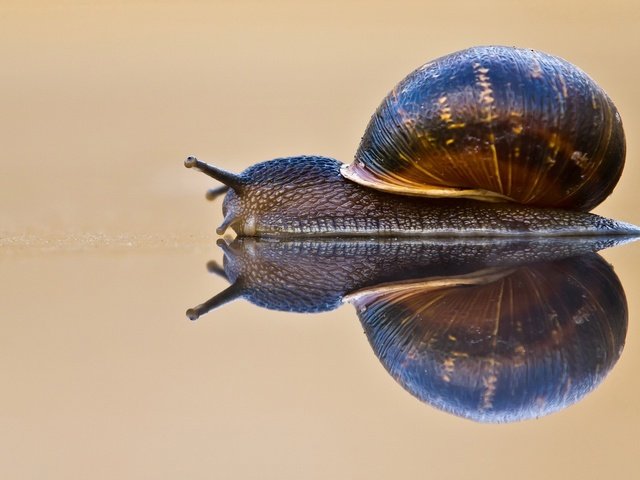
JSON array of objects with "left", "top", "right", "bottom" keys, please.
[
  {"left": 4, "top": 1, "right": 640, "bottom": 479},
  {"left": 189, "top": 238, "right": 632, "bottom": 422},
  {"left": 4, "top": 236, "right": 640, "bottom": 479}
]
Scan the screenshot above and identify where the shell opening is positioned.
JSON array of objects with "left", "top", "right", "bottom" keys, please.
[{"left": 340, "top": 163, "right": 513, "bottom": 203}]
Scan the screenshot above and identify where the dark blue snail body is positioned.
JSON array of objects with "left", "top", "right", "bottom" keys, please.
[{"left": 185, "top": 46, "right": 637, "bottom": 237}]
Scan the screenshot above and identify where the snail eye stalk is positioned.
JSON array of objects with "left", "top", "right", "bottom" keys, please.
[{"left": 184, "top": 156, "right": 244, "bottom": 192}]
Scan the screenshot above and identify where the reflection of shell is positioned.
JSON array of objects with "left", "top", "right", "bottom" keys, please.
[{"left": 349, "top": 253, "right": 627, "bottom": 422}]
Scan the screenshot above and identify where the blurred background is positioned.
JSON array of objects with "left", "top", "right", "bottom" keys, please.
[{"left": 1, "top": 1, "right": 640, "bottom": 479}]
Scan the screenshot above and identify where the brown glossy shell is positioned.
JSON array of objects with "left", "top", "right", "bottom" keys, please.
[{"left": 342, "top": 46, "right": 626, "bottom": 211}]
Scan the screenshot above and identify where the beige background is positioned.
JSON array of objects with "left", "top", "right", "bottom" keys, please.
[{"left": 2, "top": 1, "right": 640, "bottom": 478}]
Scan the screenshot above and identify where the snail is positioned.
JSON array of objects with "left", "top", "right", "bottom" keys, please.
[
  {"left": 187, "top": 237, "right": 629, "bottom": 422},
  {"left": 185, "top": 46, "right": 639, "bottom": 237}
]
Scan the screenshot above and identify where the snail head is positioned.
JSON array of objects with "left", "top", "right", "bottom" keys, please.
[
  {"left": 184, "top": 156, "right": 255, "bottom": 235},
  {"left": 185, "top": 155, "right": 342, "bottom": 236}
]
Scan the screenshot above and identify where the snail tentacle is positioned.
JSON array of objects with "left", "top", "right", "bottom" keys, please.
[
  {"left": 206, "top": 186, "right": 230, "bottom": 201},
  {"left": 184, "top": 156, "right": 244, "bottom": 192}
]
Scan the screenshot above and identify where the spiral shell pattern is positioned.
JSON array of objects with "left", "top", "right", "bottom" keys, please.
[{"left": 343, "top": 46, "right": 625, "bottom": 211}]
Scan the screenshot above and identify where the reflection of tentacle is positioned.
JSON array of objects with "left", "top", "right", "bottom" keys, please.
[
  {"left": 216, "top": 237, "right": 240, "bottom": 256},
  {"left": 186, "top": 282, "right": 244, "bottom": 321},
  {"left": 350, "top": 253, "right": 627, "bottom": 422},
  {"left": 206, "top": 260, "right": 227, "bottom": 279}
]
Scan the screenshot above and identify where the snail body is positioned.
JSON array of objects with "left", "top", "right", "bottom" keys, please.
[{"left": 185, "top": 46, "right": 638, "bottom": 237}]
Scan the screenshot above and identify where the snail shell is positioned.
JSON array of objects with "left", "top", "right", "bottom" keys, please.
[{"left": 342, "top": 46, "right": 625, "bottom": 211}]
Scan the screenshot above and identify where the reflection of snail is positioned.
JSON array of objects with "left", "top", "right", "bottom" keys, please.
[
  {"left": 187, "top": 238, "right": 629, "bottom": 422},
  {"left": 185, "top": 46, "right": 639, "bottom": 237}
]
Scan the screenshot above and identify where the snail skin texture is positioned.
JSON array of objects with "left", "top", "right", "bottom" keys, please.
[{"left": 185, "top": 46, "right": 640, "bottom": 238}]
